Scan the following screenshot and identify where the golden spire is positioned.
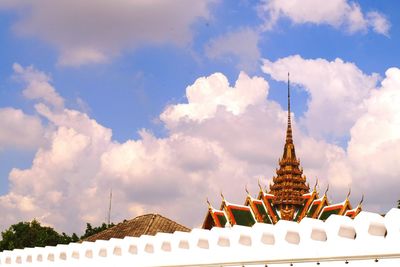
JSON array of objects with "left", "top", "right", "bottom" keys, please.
[
  {"left": 286, "top": 72, "right": 293, "bottom": 143},
  {"left": 282, "top": 73, "right": 296, "bottom": 160},
  {"left": 269, "top": 73, "right": 310, "bottom": 220}
]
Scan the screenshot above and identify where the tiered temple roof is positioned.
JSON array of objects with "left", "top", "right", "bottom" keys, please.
[
  {"left": 269, "top": 75, "right": 309, "bottom": 220},
  {"left": 203, "top": 74, "right": 362, "bottom": 230}
]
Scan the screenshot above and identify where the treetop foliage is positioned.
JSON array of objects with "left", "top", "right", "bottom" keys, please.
[
  {"left": 0, "top": 220, "right": 113, "bottom": 252},
  {"left": 80, "top": 222, "right": 115, "bottom": 240}
]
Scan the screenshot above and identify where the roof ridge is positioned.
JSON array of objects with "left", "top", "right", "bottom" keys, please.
[
  {"left": 83, "top": 213, "right": 190, "bottom": 242},
  {"left": 143, "top": 214, "right": 157, "bottom": 235},
  {"left": 153, "top": 213, "right": 190, "bottom": 230},
  {"left": 148, "top": 213, "right": 191, "bottom": 231}
]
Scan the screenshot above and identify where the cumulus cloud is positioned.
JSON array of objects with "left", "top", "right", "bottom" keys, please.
[
  {"left": 262, "top": 55, "right": 379, "bottom": 141},
  {"left": 258, "top": 0, "right": 390, "bottom": 35},
  {"left": 161, "top": 72, "right": 268, "bottom": 124},
  {"left": 13, "top": 63, "right": 64, "bottom": 109},
  {"left": 3, "top": 0, "right": 214, "bottom": 66},
  {"left": 0, "top": 108, "right": 43, "bottom": 150},
  {"left": 346, "top": 68, "right": 400, "bottom": 206},
  {"left": 7, "top": 119, "right": 113, "bottom": 230},
  {"left": 0, "top": 69, "right": 272, "bottom": 232},
  {"left": 204, "top": 28, "right": 261, "bottom": 72},
  {"left": 263, "top": 55, "right": 400, "bottom": 210},
  {"left": 1, "top": 62, "right": 399, "bottom": 233},
  {"left": 316, "top": 68, "right": 400, "bottom": 209},
  {"left": 1, "top": 66, "right": 312, "bottom": 233}
]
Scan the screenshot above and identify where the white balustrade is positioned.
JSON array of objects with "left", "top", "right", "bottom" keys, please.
[{"left": 1, "top": 209, "right": 400, "bottom": 266}]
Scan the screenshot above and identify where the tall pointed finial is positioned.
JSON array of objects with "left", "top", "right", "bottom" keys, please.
[
  {"left": 288, "top": 72, "right": 291, "bottom": 118},
  {"left": 285, "top": 72, "right": 293, "bottom": 144}
]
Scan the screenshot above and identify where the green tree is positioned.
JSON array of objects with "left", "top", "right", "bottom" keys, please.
[
  {"left": 0, "top": 220, "right": 77, "bottom": 252},
  {"left": 80, "top": 222, "right": 114, "bottom": 240}
]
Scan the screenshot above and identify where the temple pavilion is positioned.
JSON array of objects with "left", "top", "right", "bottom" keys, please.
[{"left": 203, "top": 75, "right": 363, "bottom": 229}]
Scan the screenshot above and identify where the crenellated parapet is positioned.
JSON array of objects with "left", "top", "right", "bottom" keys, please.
[{"left": 2, "top": 210, "right": 400, "bottom": 266}]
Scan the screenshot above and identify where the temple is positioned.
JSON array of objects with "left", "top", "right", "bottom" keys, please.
[{"left": 203, "top": 74, "right": 363, "bottom": 229}]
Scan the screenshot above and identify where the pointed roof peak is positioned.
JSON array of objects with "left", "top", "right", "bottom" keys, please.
[
  {"left": 286, "top": 72, "right": 293, "bottom": 144},
  {"left": 288, "top": 72, "right": 291, "bottom": 117},
  {"left": 269, "top": 73, "right": 309, "bottom": 211}
]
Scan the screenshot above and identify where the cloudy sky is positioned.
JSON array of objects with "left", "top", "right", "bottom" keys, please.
[{"left": 0, "top": 0, "right": 399, "bottom": 234}]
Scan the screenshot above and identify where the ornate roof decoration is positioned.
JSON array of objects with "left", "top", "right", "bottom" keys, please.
[
  {"left": 202, "top": 200, "right": 229, "bottom": 229},
  {"left": 269, "top": 73, "right": 309, "bottom": 220},
  {"left": 319, "top": 199, "right": 352, "bottom": 220},
  {"left": 202, "top": 73, "right": 362, "bottom": 230},
  {"left": 245, "top": 192, "right": 272, "bottom": 224}
]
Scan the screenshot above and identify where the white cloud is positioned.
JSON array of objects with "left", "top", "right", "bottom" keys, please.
[
  {"left": 258, "top": 0, "right": 390, "bottom": 35},
  {"left": 5, "top": 109, "right": 114, "bottom": 231},
  {"left": 1, "top": 63, "right": 400, "bottom": 234},
  {"left": 367, "top": 11, "right": 391, "bottom": 36},
  {"left": 57, "top": 47, "right": 108, "bottom": 66},
  {"left": 262, "top": 55, "right": 379, "bottom": 141},
  {"left": 161, "top": 71, "right": 268, "bottom": 125},
  {"left": 318, "top": 67, "right": 400, "bottom": 208},
  {"left": 205, "top": 28, "right": 261, "bottom": 72},
  {"left": 0, "top": 69, "right": 293, "bottom": 233},
  {"left": 3, "top": 0, "right": 214, "bottom": 66},
  {"left": 13, "top": 63, "right": 64, "bottom": 109},
  {"left": 263, "top": 56, "right": 400, "bottom": 210},
  {"left": 347, "top": 68, "right": 400, "bottom": 189},
  {"left": 0, "top": 108, "right": 43, "bottom": 150}
]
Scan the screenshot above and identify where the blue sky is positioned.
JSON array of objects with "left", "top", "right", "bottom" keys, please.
[{"left": 0, "top": 0, "right": 400, "bottom": 233}]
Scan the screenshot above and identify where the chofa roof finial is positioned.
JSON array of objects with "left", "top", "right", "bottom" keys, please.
[
  {"left": 347, "top": 187, "right": 351, "bottom": 199},
  {"left": 313, "top": 178, "right": 319, "bottom": 191},
  {"left": 220, "top": 192, "right": 226, "bottom": 202},
  {"left": 258, "top": 178, "right": 263, "bottom": 191},
  {"left": 359, "top": 194, "right": 364, "bottom": 206},
  {"left": 324, "top": 184, "right": 330, "bottom": 195},
  {"left": 206, "top": 198, "right": 212, "bottom": 209}
]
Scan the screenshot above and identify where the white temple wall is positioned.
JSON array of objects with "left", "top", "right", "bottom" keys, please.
[{"left": 1, "top": 209, "right": 400, "bottom": 267}]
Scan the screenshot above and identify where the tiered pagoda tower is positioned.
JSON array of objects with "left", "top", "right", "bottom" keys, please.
[
  {"left": 269, "top": 74, "right": 309, "bottom": 220},
  {"left": 202, "top": 74, "right": 363, "bottom": 229}
]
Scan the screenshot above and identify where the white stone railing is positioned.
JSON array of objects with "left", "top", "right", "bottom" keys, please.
[{"left": 1, "top": 209, "right": 400, "bottom": 266}]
